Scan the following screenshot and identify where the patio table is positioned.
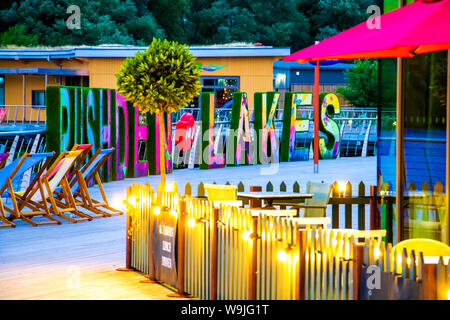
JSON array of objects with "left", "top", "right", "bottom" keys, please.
[{"left": 237, "top": 192, "right": 313, "bottom": 209}]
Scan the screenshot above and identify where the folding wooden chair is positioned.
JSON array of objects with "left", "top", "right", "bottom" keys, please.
[
  {"left": 0, "top": 152, "right": 55, "bottom": 228},
  {"left": 67, "top": 148, "right": 123, "bottom": 217},
  {"left": 12, "top": 150, "right": 93, "bottom": 226},
  {"left": 0, "top": 152, "right": 9, "bottom": 169}
]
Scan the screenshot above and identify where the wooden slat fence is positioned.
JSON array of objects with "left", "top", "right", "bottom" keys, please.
[{"left": 123, "top": 184, "right": 449, "bottom": 300}]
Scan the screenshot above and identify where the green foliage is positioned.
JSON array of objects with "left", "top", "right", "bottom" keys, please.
[
  {"left": 337, "top": 60, "right": 379, "bottom": 108},
  {"left": 116, "top": 38, "right": 201, "bottom": 114},
  {"left": 0, "top": 24, "right": 38, "bottom": 46},
  {"left": 0, "top": 0, "right": 376, "bottom": 50},
  {"left": 0, "top": 0, "right": 165, "bottom": 46}
]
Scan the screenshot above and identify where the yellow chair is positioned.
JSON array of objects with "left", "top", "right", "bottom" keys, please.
[
  {"left": 393, "top": 238, "right": 450, "bottom": 257},
  {"left": 204, "top": 184, "right": 237, "bottom": 201}
]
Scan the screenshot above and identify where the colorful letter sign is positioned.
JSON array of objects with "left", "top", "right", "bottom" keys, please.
[
  {"left": 200, "top": 92, "right": 225, "bottom": 169},
  {"left": 319, "top": 93, "right": 341, "bottom": 159},
  {"left": 46, "top": 85, "right": 171, "bottom": 180},
  {"left": 254, "top": 92, "right": 280, "bottom": 164},
  {"left": 226, "top": 92, "right": 253, "bottom": 166},
  {"left": 280, "top": 92, "right": 313, "bottom": 162}
]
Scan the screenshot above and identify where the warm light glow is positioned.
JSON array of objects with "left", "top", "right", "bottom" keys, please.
[
  {"left": 165, "top": 182, "right": 175, "bottom": 192},
  {"left": 242, "top": 231, "right": 251, "bottom": 241},
  {"left": 153, "top": 207, "right": 161, "bottom": 215},
  {"left": 374, "top": 247, "right": 381, "bottom": 260},
  {"left": 397, "top": 254, "right": 402, "bottom": 265},
  {"left": 338, "top": 182, "right": 346, "bottom": 194},
  {"left": 128, "top": 196, "right": 137, "bottom": 206},
  {"left": 278, "top": 250, "right": 288, "bottom": 262},
  {"left": 447, "top": 290, "right": 450, "bottom": 300},
  {"left": 188, "top": 218, "right": 195, "bottom": 227},
  {"left": 170, "top": 210, "right": 178, "bottom": 217},
  {"left": 332, "top": 238, "right": 337, "bottom": 247},
  {"left": 112, "top": 196, "right": 124, "bottom": 208},
  {"left": 406, "top": 257, "right": 411, "bottom": 265}
]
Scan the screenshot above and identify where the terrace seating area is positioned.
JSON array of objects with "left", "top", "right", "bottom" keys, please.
[{"left": 0, "top": 143, "right": 122, "bottom": 228}]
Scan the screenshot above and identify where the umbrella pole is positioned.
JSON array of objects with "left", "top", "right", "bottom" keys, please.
[
  {"left": 314, "top": 62, "right": 320, "bottom": 173},
  {"left": 395, "top": 57, "right": 404, "bottom": 244},
  {"left": 446, "top": 50, "right": 450, "bottom": 245}
]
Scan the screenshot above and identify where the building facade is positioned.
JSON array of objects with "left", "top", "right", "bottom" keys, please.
[{"left": 0, "top": 45, "right": 290, "bottom": 122}]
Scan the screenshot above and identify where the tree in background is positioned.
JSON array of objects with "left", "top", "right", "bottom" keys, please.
[
  {"left": 147, "top": 0, "right": 189, "bottom": 43},
  {"left": 0, "top": 0, "right": 165, "bottom": 46},
  {"left": 0, "top": 25, "right": 38, "bottom": 46},
  {"left": 337, "top": 60, "right": 379, "bottom": 108},
  {"left": 116, "top": 38, "right": 201, "bottom": 186},
  {"left": 0, "top": 0, "right": 377, "bottom": 51}
]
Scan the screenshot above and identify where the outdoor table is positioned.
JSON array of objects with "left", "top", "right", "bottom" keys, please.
[
  {"left": 330, "top": 229, "right": 386, "bottom": 240},
  {"left": 212, "top": 200, "right": 243, "bottom": 208},
  {"left": 237, "top": 192, "right": 313, "bottom": 209}
]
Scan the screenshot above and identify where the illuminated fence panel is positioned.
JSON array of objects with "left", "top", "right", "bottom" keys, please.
[
  {"left": 124, "top": 184, "right": 449, "bottom": 300},
  {"left": 128, "top": 183, "right": 153, "bottom": 275},
  {"left": 257, "top": 215, "right": 299, "bottom": 300},
  {"left": 303, "top": 228, "right": 355, "bottom": 300},
  {"left": 184, "top": 197, "right": 214, "bottom": 300},
  {"left": 217, "top": 206, "right": 253, "bottom": 300}
]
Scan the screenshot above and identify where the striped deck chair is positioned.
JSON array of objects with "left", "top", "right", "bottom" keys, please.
[
  {"left": 0, "top": 153, "right": 9, "bottom": 169},
  {"left": 69, "top": 148, "right": 123, "bottom": 217},
  {"left": 0, "top": 152, "right": 54, "bottom": 228},
  {"left": 13, "top": 150, "right": 93, "bottom": 226}
]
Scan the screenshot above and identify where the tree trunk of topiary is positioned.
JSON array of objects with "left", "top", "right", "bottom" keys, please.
[{"left": 159, "top": 111, "right": 166, "bottom": 188}]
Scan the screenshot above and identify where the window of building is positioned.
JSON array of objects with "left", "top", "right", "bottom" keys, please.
[
  {"left": 65, "top": 76, "right": 89, "bottom": 87},
  {"left": 200, "top": 76, "right": 240, "bottom": 109},
  {"left": 32, "top": 90, "right": 45, "bottom": 106}
]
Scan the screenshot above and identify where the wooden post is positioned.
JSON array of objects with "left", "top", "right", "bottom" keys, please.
[
  {"left": 422, "top": 263, "right": 437, "bottom": 300},
  {"left": 117, "top": 186, "right": 134, "bottom": 271},
  {"left": 445, "top": 49, "right": 450, "bottom": 245},
  {"left": 332, "top": 182, "right": 339, "bottom": 228},
  {"left": 313, "top": 62, "right": 320, "bottom": 174},
  {"left": 296, "top": 230, "right": 307, "bottom": 300},
  {"left": 395, "top": 57, "right": 404, "bottom": 244},
  {"left": 167, "top": 198, "right": 188, "bottom": 297},
  {"left": 370, "top": 186, "right": 379, "bottom": 230},
  {"left": 345, "top": 182, "right": 352, "bottom": 229},
  {"left": 140, "top": 191, "right": 158, "bottom": 283},
  {"left": 210, "top": 208, "right": 219, "bottom": 300},
  {"left": 250, "top": 186, "right": 262, "bottom": 208},
  {"left": 352, "top": 244, "right": 365, "bottom": 300},
  {"left": 248, "top": 216, "right": 258, "bottom": 300}
]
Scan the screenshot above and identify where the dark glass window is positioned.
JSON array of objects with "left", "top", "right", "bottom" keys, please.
[
  {"left": 200, "top": 76, "right": 240, "bottom": 109},
  {"left": 66, "top": 76, "right": 89, "bottom": 87},
  {"left": 32, "top": 90, "right": 45, "bottom": 106}
]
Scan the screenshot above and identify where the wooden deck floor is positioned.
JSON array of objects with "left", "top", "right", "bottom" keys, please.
[{"left": 0, "top": 181, "right": 183, "bottom": 300}]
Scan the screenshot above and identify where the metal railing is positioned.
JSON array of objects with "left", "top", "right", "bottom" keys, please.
[{"left": 0, "top": 105, "right": 46, "bottom": 127}]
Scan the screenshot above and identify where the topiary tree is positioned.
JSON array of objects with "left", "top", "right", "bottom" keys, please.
[{"left": 116, "top": 38, "right": 201, "bottom": 187}]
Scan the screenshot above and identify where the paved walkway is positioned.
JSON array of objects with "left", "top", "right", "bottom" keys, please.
[{"left": 0, "top": 157, "right": 375, "bottom": 299}]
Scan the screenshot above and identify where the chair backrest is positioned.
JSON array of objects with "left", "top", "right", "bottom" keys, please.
[
  {"left": 304, "top": 181, "right": 332, "bottom": 218},
  {"left": 31, "top": 150, "right": 82, "bottom": 202},
  {"left": 393, "top": 238, "right": 450, "bottom": 257},
  {"left": 70, "top": 148, "right": 114, "bottom": 193},
  {"left": 68, "top": 143, "right": 93, "bottom": 180},
  {"left": 0, "top": 152, "right": 9, "bottom": 169},
  {"left": 0, "top": 152, "right": 54, "bottom": 195},
  {"left": 204, "top": 184, "right": 237, "bottom": 201}
]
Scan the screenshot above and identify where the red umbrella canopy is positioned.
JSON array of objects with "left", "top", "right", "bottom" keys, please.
[{"left": 284, "top": 0, "right": 450, "bottom": 63}]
